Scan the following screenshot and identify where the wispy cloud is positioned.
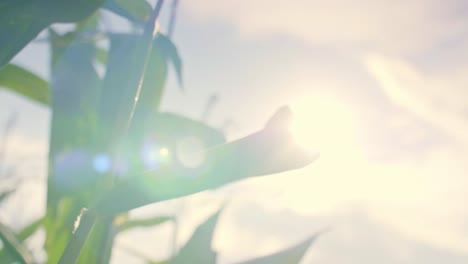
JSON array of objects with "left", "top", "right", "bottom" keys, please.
[
  {"left": 365, "top": 53, "right": 468, "bottom": 147},
  {"left": 183, "top": 0, "right": 468, "bottom": 55}
]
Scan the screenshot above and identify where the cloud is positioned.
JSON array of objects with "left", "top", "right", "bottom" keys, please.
[
  {"left": 215, "top": 200, "right": 468, "bottom": 264},
  {"left": 183, "top": 0, "right": 468, "bottom": 55},
  {"left": 365, "top": 53, "right": 468, "bottom": 147}
]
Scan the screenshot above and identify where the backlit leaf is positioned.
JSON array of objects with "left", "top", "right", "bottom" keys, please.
[{"left": 0, "top": 64, "right": 49, "bottom": 106}]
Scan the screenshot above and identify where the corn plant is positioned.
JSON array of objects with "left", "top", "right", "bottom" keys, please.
[{"left": 0, "top": 1, "right": 320, "bottom": 263}]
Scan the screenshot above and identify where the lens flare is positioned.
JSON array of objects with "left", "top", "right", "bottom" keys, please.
[
  {"left": 141, "top": 139, "right": 170, "bottom": 169},
  {"left": 92, "top": 153, "right": 112, "bottom": 173}
]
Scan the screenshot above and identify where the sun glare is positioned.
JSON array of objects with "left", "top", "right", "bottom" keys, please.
[{"left": 290, "top": 94, "right": 358, "bottom": 158}]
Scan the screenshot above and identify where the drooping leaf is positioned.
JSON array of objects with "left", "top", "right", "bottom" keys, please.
[
  {"left": 0, "top": 0, "right": 105, "bottom": 67},
  {"left": 0, "top": 64, "right": 49, "bottom": 106},
  {"left": 118, "top": 216, "right": 172, "bottom": 233},
  {"left": 155, "top": 34, "right": 183, "bottom": 88},
  {"left": 236, "top": 230, "right": 326, "bottom": 264},
  {"left": 94, "top": 106, "right": 317, "bottom": 215},
  {"left": 98, "top": 32, "right": 179, "bottom": 148},
  {"left": 17, "top": 218, "right": 43, "bottom": 241},
  {"left": 103, "top": 0, "right": 152, "bottom": 23},
  {"left": 167, "top": 209, "right": 222, "bottom": 264},
  {"left": 0, "top": 189, "right": 14, "bottom": 204},
  {"left": 0, "top": 218, "right": 43, "bottom": 262},
  {"left": 0, "top": 221, "right": 34, "bottom": 264}
]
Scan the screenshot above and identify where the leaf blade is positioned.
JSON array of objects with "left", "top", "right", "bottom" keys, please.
[
  {"left": 103, "top": 0, "right": 152, "bottom": 23},
  {"left": 236, "top": 230, "right": 326, "bottom": 264},
  {"left": 0, "top": 64, "right": 50, "bottom": 106},
  {"left": 168, "top": 209, "right": 222, "bottom": 264},
  {"left": 118, "top": 216, "right": 172, "bottom": 233},
  {"left": 0, "top": 221, "right": 34, "bottom": 264}
]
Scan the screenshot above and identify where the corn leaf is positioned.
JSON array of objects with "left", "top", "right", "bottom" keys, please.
[
  {"left": 103, "top": 0, "right": 152, "bottom": 23},
  {"left": 0, "top": 221, "right": 34, "bottom": 264},
  {"left": 236, "top": 230, "right": 326, "bottom": 264},
  {"left": 118, "top": 216, "right": 172, "bottom": 233},
  {"left": 94, "top": 106, "right": 317, "bottom": 215},
  {"left": 0, "top": 64, "right": 49, "bottom": 106}
]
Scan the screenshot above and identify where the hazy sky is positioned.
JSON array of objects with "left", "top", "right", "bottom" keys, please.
[{"left": 1, "top": 0, "right": 468, "bottom": 263}]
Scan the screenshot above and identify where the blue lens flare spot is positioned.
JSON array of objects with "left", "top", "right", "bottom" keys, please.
[
  {"left": 93, "top": 153, "right": 112, "bottom": 173},
  {"left": 141, "top": 141, "right": 170, "bottom": 170}
]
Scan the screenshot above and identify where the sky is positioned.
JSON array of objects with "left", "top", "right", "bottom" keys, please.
[{"left": 1, "top": 0, "right": 468, "bottom": 263}]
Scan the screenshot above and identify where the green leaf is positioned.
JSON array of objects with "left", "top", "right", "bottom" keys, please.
[
  {"left": 0, "top": 0, "right": 105, "bottom": 67},
  {"left": 145, "top": 111, "right": 226, "bottom": 151},
  {"left": 167, "top": 209, "right": 222, "bottom": 264},
  {"left": 103, "top": 0, "right": 152, "bottom": 23},
  {"left": 0, "top": 189, "right": 14, "bottom": 204},
  {"left": 57, "top": 209, "right": 98, "bottom": 264},
  {"left": 94, "top": 106, "right": 317, "bottom": 215},
  {"left": 0, "top": 218, "right": 42, "bottom": 262},
  {"left": 45, "top": 28, "right": 102, "bottom": 264},
  {"left": 236, "top": 230, "right": 325, "bottom": 264},
  {"left": 58, "top": 5, "right": 164, "bottom": 263},
  {"left": 17, "top": 218, "right": 43, "bottom": 241},
  {"left": 118, "top": 216, "right": 172, "bottom": 233},
  {"left": 155, "top": 34, "right": 183, "bottom": 89},
  {"left": 0, "top": 64, "right": 49, "bottom": 106},
  {"left": 0, "top": 221, "right": 34, "bottom": 264},
  {"left": 95, "top": 47, "right": 108, "bottom": 65}
]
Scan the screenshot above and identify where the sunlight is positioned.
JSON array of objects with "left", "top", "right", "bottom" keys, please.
[
  {"left": 263, "top": 93, "right": 371, "bottom": 214},
  {"left": 290, "top": 94, "right": 358, "bottom": 158}
]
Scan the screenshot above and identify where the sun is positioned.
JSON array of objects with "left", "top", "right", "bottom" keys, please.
[{"left": 289, "top": 94, "right": 358, "bottom": 158}]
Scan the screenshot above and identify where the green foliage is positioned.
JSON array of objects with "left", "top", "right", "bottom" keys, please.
[
  {"left": 0, "top": 221, "right": 34, "bottom": 264},
  {"left": 166, "top": 209, "right": 221, "bottom": 264},
  {"left": 0, "top": 1, "right": 320, "bottom": 263},
  {"left": 0, "top": 0, "right": 106, "bottom": 67},
  {"left": 103, "top": 0, "right": 152, "bottom": 23},
  {"left": 118, "top": 216, "right": 172, "bottom": 233},
  {"left": 0, "top": 189, "right": 14, "bottom": 204},
  {"left": 0, "top": 64, "right": 49, "bottom": 106}
]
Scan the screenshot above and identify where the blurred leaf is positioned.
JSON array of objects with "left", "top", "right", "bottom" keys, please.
[
  {"left": 45, "top": 28, "right": 102, "bottom": 264},
  {"left": 95, "top": 47, "right": 108, "bottom": 64},
  {"left": 0, "top": 221, "right": 33, "bottom": 264},
  {"left": 168, "top": 209, "right": 221, "bottom": 264},
  {"left": 0, "top": 0, "right": 105, "bottom": 67},
  {"left": 76, "top": 215, "right": 114, "bottom": 264},
  {"left": 94, "top": 106, "right": 317, "bottom": 215},
  {"left": 97, "top": 33, "right": 149, "bottom": 146},
  {"left": 146, "top": 111, "right": 226, "bottom": 149},
  {"left": 125, "top": 33, "right": 169, "bottom": 139},
  {"left": 0, "top": 189, "right": 14, "bottom": 204},
  {"left": 0, "top": 218, "right": 42, "bottom": 262},
  {"left": 155, "top": 34, "right": 183, "bottom": 88},
  {"left": 103, "top": 0, "right": 152, "bottom": 23},
  {"left": 60, "top": 5, "right": 165, "bottom": 262},
  {"left": 118, "top": 216, "right": 172, "bottom": 233},
  {"left": 236, "top": 230, "right": 325, "bottom": 264},
  {"left": 75, "top": 10, "right": 100, "bottom": 31},
  {"left": 17, "top": 218, "right": 43, "bottom": 241},
  {"left": 57, "top": 209, "right": 99, "bottom": 264},
  {"left": 0, "top": 64, "right": 49, "bottom": 106}
]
